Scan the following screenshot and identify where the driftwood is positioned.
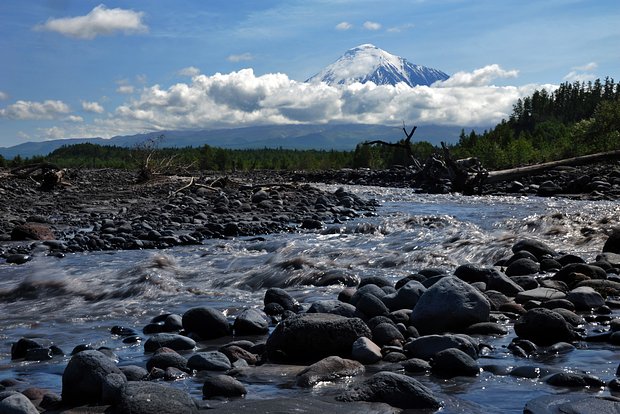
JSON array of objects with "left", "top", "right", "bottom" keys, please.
[
  {"left": 10, "top": 162, "right": 69, "bottom": 190},
  {"left": 486, "top": 149, "right": 620, "bottom": 184},
  {"left": 364, "top": 124, "right": 422, "bottom": 170}
]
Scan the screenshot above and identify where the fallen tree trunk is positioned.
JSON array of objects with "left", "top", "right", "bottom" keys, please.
[{"left": 485, "top": 149, "right": 620, "bottom": 184}]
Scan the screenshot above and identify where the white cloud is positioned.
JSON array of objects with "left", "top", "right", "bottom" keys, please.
[
  {"left": 437, "top": 64, "right": 519, "bottom": 87},
  {"left": 335, "top": 22, "right": 353, "bottom": 31},
  {"left": 227, "top": 53, "right": 254, "bottom": 62},
  {"left": 0, "top": 100, "right": 71, "bottom": 120},
  {"left": 178, "top": 66, "right": 201, "bottom": 77},
  {"left": 117, "top": 85, "right": 135, "bottom": 94},
  {"left": 563, "top": 62, "right": 598, "bottom": 82},
  {"left": 81, "top": 100, "right": 105, "bottom": 113},
  {"left": 65, "top": 115, "right": 84, "bottom": 123},
  {"left": 363, "top": 21, "right": 382, "bottom": 31},
  {"left": 387, "top": 23, "right": 415, "bottom": 33},
  {"left": 0, "top": 91, "right": 9, "bottom": 100},
  {"left": 35, "top": 4, "right": 147, "bottom": 40},
  {"left": 41, "top": 126, "right": 66, "bottom": 140},
  {"left": 575, "top": 62, "right": 598, "bottom": 71}
]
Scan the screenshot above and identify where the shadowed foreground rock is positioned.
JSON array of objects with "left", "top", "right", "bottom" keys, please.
[
  {"left": 337, "top": 371, "right": 442, "bottom": 410},
  {"left": 266, "top": 313, "right": 371, "bottom": 362},
  {"left": 61, "top": 350, "right": 124, "bottom": 406}
]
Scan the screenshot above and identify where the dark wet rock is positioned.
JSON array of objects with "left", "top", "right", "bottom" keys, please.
[
  {"left": 264, "top": 287, "right": 299, "bottom": 312},
  {"left": 544, "top": 372, "right": 604, "bottom": 388},
  {"left": 233, "top": 308, "right": 269, "bottom": 335},
  {"left": 510, "top": 365, "right": 559, "bottom": 379},
  {"left": 356, "top": 293, "right": 390, "bottom": 318},
  {"left": 553, "top": 263, "right": 608, "bottom": 284},
  {"left": 541, "top": 298, "right": 576, "bottom": 311},
  {"left": 336, "top": 371, "right": 441, "bottom": 410},
  {"left": 307, "top": 300, "right": 357, "bottom": 317},
  {"left": 359, "top": 276, "right": 393, "bottom": 288},
  {"left": 523, "top": 394, "right": 620, "bottom": 414},
  {"left": 119, "top": 365, "right": 148, "bottom": 381},
  {"left": 219, "top": 345, "right": 258, "bottom": 365},
  {"left": 511, "top": 275, "right": 539, "bottom": 290},
  {"left": 143, "top": 333, "right": 196, "bottom": 352},
  {"left": 598, "top": 252, "right": 620, "bottom": 267},
  {"left": 146, "top": 349, "right": 189, "bottom": 373},
  {"left": 0, "top": 392, "right": 40, "bottom": 414},
  {"left": 301, "top": 219, "right": 323, "bottom": 230},
  {"left": 351, "top": 337, "right": 382, "bottom": 364},
  {"left": 514, "top": 308, "right": 579, "bottom": 346},
  {"left": 112, "top": 381, "right": 198, "bottom": 414},
  {"left": 401, "top": 358, "right": 431, "bottom": 373},
  {"left": 383, "top": 351, "right": 407, "bottom": 362},
  {"left": 395, "top": 273, "right": 426, "bottom": 289},
  {"left": 182, "top": 306, "right": 230, "bottom": 340},
  {"left": 512, "top": 239, "right": 557, "bottom": 260},
  {"left": 202, "top": 374, "right": 247, "bottom": 399},
  {"left": 483, "top": 290, "right": 511, "bottom": 311},
  {"left": 577, "top": 279, "right": 620, "bottom": 296},
  {"left": 603, "top": 229, "right": 620, "bottom": 254},
  {"left": 10, "top": 222, "right": 55, "bottom": 241},
  {"left": 296, "top": 356, "right": 364, "bottom": 387},
  {"left": 465, "top": 322, "right": 508, "bottom": 336},
  {"left": 431, "top": 348, "right": 480, "bottom": 378},
  {"left": 553, "top": 308, "right": 586, "bottom": 327},
  {"left": 349, "top": 284, "right": 387, "bottom": 306},
  {"left": 371, "top": 323, "right": 404, "bottom": 346},
  {"left": 546, "top": 342, "right": 576, "bottom": 354},
  {"left": 381, "top": 280, "right": 426, "bottom": 311},
  {"left": 404, "top": 334, "right": 478, "bottom": 360},
  {"left": 266, "top": 314, "right": 371, "bottom": 363},
  {"left": 101, "top": 373, "right": 127, "bottom": 405},
  {"left": 540, "top": 258, "right": 562, "bottom": 272},
  {"left": 410, "top": 276, "right": 490, "bottom": 334},
  {"left": 5, "top": 254, "right": 31, "bottom": 264},
  {"left": 557, "top": 254, "right": 586, "bottom": 266},
  {"left": 566, "top": 286, "right": 605, "bottom": 310},
  {"left": 263, "top": 302, "right": 285, "bottom": 316},
  {"left": 506, "top": 258, "right": 540, "bottom": 276},
  {"left": 11, "top": 337, "right": 52, "bottom": 360},
  {"left": 197, "top": 396, "right": 399, "bottom": 413},
  {"left": 61, "top": 350, "right": 124, "bottom": 406},
  {"left": 188, "top": 351, "right": 232, "bottom": 372},
  {"left": 516, "top": 287, "right": 566, "bottom": 303}
]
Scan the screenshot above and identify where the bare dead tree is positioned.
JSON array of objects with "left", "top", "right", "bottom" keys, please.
[{"left": 363, "top": 123, "right": 422, "bottom": 169}]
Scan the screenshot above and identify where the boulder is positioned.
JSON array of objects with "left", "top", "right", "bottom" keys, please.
[
  {"left": 10, "top": 223, "right": 55, "bottom": 241},
  {"left": 112, "top": 381, "right": 198, "bottom": 414},
  {"left": 512, "top": 239, "right": 557, "bottom": 260},
  {"left": 233, "top": 308, "right": 269, "bottom": 335},
  {"left": 202, "top": 375, "right": 247, "bottom": 399},
  {"left": 381, "top": 280, "right": 426, "bottom": 311},
  {"left": 11, "top": 337, "right": 53, "bottom": 360},
  {"left": 146, "top": 350, "right": 189, "bottom": 373},
  {"left": 296, "top": 356, "right": 364, "bottom": 387},
  {"left": 351, "top": 337, "right": 382, "bottom": 364},
  {"left": 336, "top": 371, "right": 441, "bottom": 410},
  {"left": 0, "top": 393, "right": 40, "bottom": 414},
  {"left": 265, "top": 314, "right": 371, "bottom": 362},
  {"left": 431, "top": 348, "right": 480, "bottom": 378},
  {"left": 506, "top": 258, "right": 540, "bottom": 276},
  {"left": 404, "top": 334, "right": 478, "bottom": 360},
  {"left": 566, "top": 286, "right": 605, "bottom": 310},
  {"left": 143, "top": 333, "right": 195, "bottom": 352},
  {"left": 516, "top": 287, "right": 566, "bottom": 304},
  {"left": 523, "top": 395, "right": 620, "bottom": 414},
  {"left": 306, "top": 300, "right": 357, "bottom": 317},
  {"left": 371, "top": 323, "right": 405, "bottom": 346},
  {"left": 355, "top": 293, "right": 390, "bottom": 318},
  {"left": 187, "top": 351, "right": 232, "bottom": 372},
  {"left": 603, "top": 229, "right": 620, "bottom": 254},
  {"left": 61, "top": 350, "right": 124, "bottom": 406},
  {"left": 182, "top": 307, "right": 230, "bottom": 340},
  {"left": 514, "top": 308, "right": 579, "bottom": 346},
  {"left": 409, "top": 276, "right": 490, "bottom": 334},
  {"left": 264, "top": 287, "right": 299, "bottom": 312}
]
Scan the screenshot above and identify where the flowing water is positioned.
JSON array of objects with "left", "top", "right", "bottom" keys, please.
[{"left": 1, "top": 185, "right": 620, "bottom": 412}]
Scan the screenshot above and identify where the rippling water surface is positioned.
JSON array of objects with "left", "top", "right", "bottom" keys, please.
[{"left": 2, "top": 186, "right": 620, "bottom": 413}]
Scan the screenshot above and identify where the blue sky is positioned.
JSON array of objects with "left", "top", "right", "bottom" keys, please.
[{"left": 0, "top": 0, "right": 618, "bottom": 147}]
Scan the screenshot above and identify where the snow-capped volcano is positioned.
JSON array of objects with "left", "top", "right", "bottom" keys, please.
[{"left": 306, "top": 44, "right": 449, "bottom": 87}]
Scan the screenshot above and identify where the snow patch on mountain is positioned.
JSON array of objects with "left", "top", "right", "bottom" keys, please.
[{"left": 306, "top": 44, "right": 449, "bottom": 87}]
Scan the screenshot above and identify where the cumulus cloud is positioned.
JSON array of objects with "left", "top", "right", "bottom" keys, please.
[
  {"left": 178, "top": 66, "right": 201, "bottom": 77},
  {"left": 335, "top": 22, "right": 353, "bottom": 30},
  {"left": 227, "top": 53, "right": 254, "bottom": 63},
  {"left": 563, "top": 62, "right": 598, "bottom": 82},
  {"left": 437, "top": 64, "right": 519, "bottom": 87},
  {"left": 65, "top": 115, "right": 84, "bottom": 122},
  {"left": 0, "top": 100, "right": 71, "bottom": 120},
  {"left": 35, "top": 4, "right": 147, "bottom": 40},
  {"left": 0, "top": 91, "right": 8, "bottom": 100},
  {"left": 117, "top": 85, "right": 135, "bottom": 94},
  {"left": 81, "top": 100, "right": 105, "bottom": 113},
  {"left": 363, "top": 21, "right": 381, "bottom": 30}
]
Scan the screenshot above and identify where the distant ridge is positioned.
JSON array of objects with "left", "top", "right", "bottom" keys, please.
[
  {"left": 306, "top": 44, "right": 449, "bottom": 87},
  {"left": 0, "top": 123, "right": 485, "bottom": 159}
]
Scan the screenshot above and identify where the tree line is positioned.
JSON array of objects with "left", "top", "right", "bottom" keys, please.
[{"left": 1, "top": 77, "right": 618, "bottom": 172}]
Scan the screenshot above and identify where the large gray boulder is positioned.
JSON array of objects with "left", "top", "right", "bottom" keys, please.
[
  {"left": 514, "top": 308, "right": 580, "bottom": 346},
  {"left": 381, "top": 280, "right": 426, "bottom": 311},
  {"left": 266, "top": 314, "right": 371, "bottom": 362},
  {"left": 336, "top": 371, "right": 441, "bottom": 410},
  {"left": 410, "top": 276, "right": 490, "bottom": 334},
  {"left": 296, "top": 356, "right": 364, "bottom": 387},
  {"left": 61, "top": 350, "right": 124, "bottom": 406},
  {"left": 112, "top": 382, "right": 198, "bottom": 414},
  {"left": 182, "top": 307, "right": 230, "bottom": 340},
  {"left": 0, "top": 392, "right": 40, "bottom": 414}
]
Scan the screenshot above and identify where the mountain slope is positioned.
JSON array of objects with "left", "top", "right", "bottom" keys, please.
[{"left": 306, "top": 44, "right": 449, "bottom": 87}]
